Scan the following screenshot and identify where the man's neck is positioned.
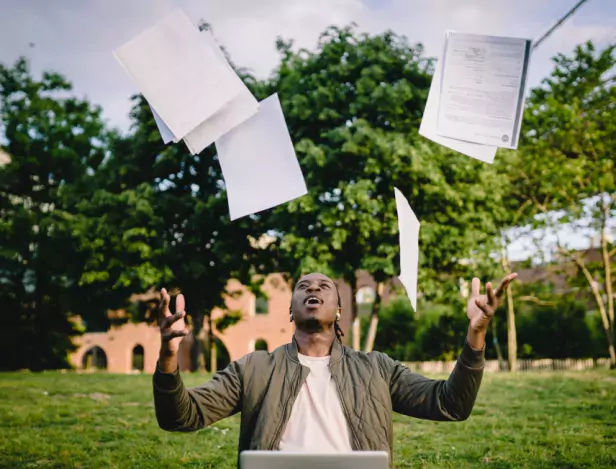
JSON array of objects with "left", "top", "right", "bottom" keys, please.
[{"left": 294, "top": 329, "right": 335, "bottom": 357}]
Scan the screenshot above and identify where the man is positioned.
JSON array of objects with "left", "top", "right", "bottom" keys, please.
[{"left": 153, "top": 272, "right": 517, "bottom": 467}]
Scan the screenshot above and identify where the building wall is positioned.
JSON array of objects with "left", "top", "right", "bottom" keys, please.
[
  {"left": 70, "top": 272, "right": 401, "bottom": 374},
  {"left": 70, "top": 322, "right": 161, "bottom": 373},
  {"left": 209, "top": 273, "right": 294, "bottom": 361}
]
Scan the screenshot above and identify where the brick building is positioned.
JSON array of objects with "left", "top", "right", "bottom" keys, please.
[{"left": 70, "top": 271, "right": 400, "bottom": 374}]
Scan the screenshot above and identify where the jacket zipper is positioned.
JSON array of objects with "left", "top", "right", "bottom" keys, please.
[
  {"left": 330, "top": 365, "right": 361, "bottom": 450},
  {"left": 269, "top": 365, "right": 301, "bottom": 450}
]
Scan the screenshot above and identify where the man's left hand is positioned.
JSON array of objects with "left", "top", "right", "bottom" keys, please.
[{"left": 465, "top": 273, "right": 518, "bottom": 349}]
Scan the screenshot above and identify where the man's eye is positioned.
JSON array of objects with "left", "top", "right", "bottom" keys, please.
[
  {"left": 321, "top": 283, "right": 330, "bottom": 289},
  {"left": 297, "top": 284, "right": 306, "bottom": 290}
]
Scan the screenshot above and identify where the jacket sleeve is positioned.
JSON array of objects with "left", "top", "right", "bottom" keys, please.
[
  {"left": 382, "top": 341, "right": 485, "bottom": 421},
  {"left": 152, "top": 356, "right": 246, "bottom": 432}
]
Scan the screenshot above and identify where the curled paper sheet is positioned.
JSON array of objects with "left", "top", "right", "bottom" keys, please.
[
  {"left": 182, "top": 31, "right": 259, "bottom": 154},
  {"left": 114, "top": 9, "right": 244, "bottom": 140},
  {"left": 394, "top": 187, "right": 420, "bottom": 311},
  {"left": 436, "top": 31, "right": 532, "bottom": 150},
  {"left": 419, "top": 58, "right": 497, "bottom": 164}
]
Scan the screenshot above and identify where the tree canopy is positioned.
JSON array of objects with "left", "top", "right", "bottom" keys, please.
[
  {"left": 258, "top": 26, "right": 508, "bottom": 348},
  {"left": 501, "top": 42, "right": 616, "bottom": 366},
  {"left": 0, "top": 58, "right": 107, "bottom": 369},
  {"left": 1, "top": 27, "right": 614, "bottom": 370}
]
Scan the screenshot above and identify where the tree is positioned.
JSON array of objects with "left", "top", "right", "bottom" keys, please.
[
  {"left": 364, "top": 295, "right": 417, "bottom": 361},
  {"left": 503, "top": 42, "right": 616, "bottom": 367},
  {"left": 0, "top": 58, "right": 107, "bottom": 369},
  {"left": 259, "top": 26, "right": 507, "bottom": 350},
  {"left": 517, "top": 296, "right": 597, "bottom": 359},
  {"left": 96, "top": 83, "right": 269, "bottom": 371},
  {"left": 0, "top": 31, "right": 276, "bottom": 372},
  {"left": 68, "top": 178, "right": 172, "bottom": 331}
]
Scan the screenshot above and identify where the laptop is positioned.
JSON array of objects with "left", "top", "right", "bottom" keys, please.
[{"left": 239, "top": 451, "right": 389, "bottom": 469}]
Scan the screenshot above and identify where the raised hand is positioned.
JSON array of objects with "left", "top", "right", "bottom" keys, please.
[
  {"left": 158, "top": 288, "right": 189, "bottom": 359},
  {"left": 467, "top": 273, "right": 518, "bottom": 333}
]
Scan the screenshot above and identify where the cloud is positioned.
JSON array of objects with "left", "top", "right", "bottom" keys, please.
[
  {"left": 179, "top": 0, "right": 369, "bottom": 78},
  {"left": 0, "top": 0, "right": 614, "bottom": 132}
]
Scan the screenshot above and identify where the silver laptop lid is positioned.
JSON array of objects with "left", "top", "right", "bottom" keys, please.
[{"left": 239, "top": 451, "right": 389, "bottom": 469}]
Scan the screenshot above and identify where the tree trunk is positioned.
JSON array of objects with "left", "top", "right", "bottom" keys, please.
[
  {"left": 350, "top": 282, "right": 361, "bottom": 350},
  {"left": 190, "top": 312, "right": 205, "bottom": 372},
  {"left": 352, "top": 320, "right": 360, "bottom": 350},
  {"left": 589, "top": 280, "right": 616, "bottom": 367},
  {"left": 210, "top": 340, "right": 217, "bottom": 374},
  {"left": 205, "top": 313, "right": 217, "bottom": 373},
  {"left": 491, "top": 319, "right": 506, "bottom": 370},
  {"left": 506, "top": 283, "right": 517, "bottom": 372},
  {"left": 501, "top": 251, "right": 518, "bottom": 372},
  {"left": 572, "top": 253, "right": 616, "bottom": 368},
  {"left": 34, "top": 237, "right": 46, "bottom": 371},
  {"left": 600, "top": 208, "right": 614, "bottom": 352},
  {"left": 364, "top": 283, "right": 384, "bottom": 353}
]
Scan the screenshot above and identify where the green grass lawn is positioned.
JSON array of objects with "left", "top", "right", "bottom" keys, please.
[{"left": 1, "top": 369, "right": 615, "bottom": 468}]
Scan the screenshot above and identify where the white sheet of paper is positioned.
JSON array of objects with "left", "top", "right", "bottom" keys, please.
[
  {"left": 436, "top": 31, "right": 532, "bottom": 149},
  {"left": 184, "top": 93, "right": 259, "bottom": 154},
  {"left": 215, "top": 93, "right": 307, "bottom": 221},
  {"left": 114, "top": 9, "right": 244, "bottom": 140},
  {"left": 419, "top": 58, "right": 498, "bottom": 164},
  {"left": 151, "top": 105, "right": 178, "bottom": 144},
  {"left": 183, "top": 31, "right": 258, "bottom": 154},
  {"left": 394, "top": 187, "right": 420, "bottom": 311}
]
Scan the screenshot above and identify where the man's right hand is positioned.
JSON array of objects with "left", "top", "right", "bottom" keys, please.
[{"left": 157, "top": 288, "right": 189, "bottom": 372}]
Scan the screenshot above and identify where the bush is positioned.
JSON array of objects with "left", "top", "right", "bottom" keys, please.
[
  {"left": 365, "top": 298, "right": 469, "bottom": 362},
  {"left": 366, "top": 292, "right": 607, "bottom": 362},
  {"left": 370, "top": 297, "right": 417, "bottom": 361},
  {"left": 517, "top": 297, "right": 604, "bottom": 359}
]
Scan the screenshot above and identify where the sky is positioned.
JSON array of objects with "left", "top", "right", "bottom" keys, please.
[
  {"left": 1, "top": 0, "right": 614, "bottom": 132},
  {"left": 1, "top": 0, "right": 615, "bottom": 259}
]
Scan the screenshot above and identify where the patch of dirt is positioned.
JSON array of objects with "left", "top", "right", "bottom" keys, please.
[{"left": 73, "top": 392, "right": 111, "bottom": 400}]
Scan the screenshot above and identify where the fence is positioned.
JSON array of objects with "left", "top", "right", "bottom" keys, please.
[{"left": 403, "top": 357, "right": 612, "bottom": 373}]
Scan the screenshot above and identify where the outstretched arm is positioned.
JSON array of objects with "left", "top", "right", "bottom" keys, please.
[
  {"left": 153, "top": 357, "right": 244, "bottom": 432},
  {"left": 386, "top": 273, "right": 517, "bottom": 421},
  {"left": 385, "top": 339, "right": 485, "bottom": 421},
  {"left": 152, "top": 288, "right": 243, "bottom": 432}
]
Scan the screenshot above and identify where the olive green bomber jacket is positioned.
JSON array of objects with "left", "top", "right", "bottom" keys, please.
[{"left": 153, "top": 338, "right": 485, "bottom": 467}]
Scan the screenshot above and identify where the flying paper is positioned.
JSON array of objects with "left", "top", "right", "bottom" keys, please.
[
  {"left": 215, "top": 94, "right": 307, "bottom": 221},
  {"left": 182, "top": 31, "right": 259, "bottom": 154},
  {"left": 419, "top": 58, "right": 498, "bottom": 164},
  {"left": 151, "top": 105, "right": 178, "bottom": 144},
  {"left": 394, "top": 187, "right": 420, "bottom": 311},
  {"left": 114, "top": 9, "right": 244, "bottom": 140},
  {"left": 437, "top": 32, "right": 532, "bottom": 149},
  {"left": 184, "top": 94, "right": 259, "bottom": 154}
]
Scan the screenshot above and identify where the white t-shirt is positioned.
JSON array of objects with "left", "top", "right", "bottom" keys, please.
[{"left": 278, "top": 353, "right": 353, "bottom": 453}]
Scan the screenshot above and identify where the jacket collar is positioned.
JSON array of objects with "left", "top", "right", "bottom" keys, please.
[{"left": 286, "top": 334, "right": 345, "bottom": 364}]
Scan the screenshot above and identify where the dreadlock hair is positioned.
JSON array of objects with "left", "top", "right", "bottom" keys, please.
[{"left": 333, "top": 289, "right": 345, "bottom": 344}]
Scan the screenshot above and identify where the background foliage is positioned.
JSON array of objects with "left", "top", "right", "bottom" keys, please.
[{"left": 1, "top": 25, "right": 614, "bottom": 370}]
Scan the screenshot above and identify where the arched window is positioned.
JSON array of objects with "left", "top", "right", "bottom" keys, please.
[
  {"left": 82, "top": 346, "right": 108, "bottom": 370},
  {"left": 132, "top": 344, "right": 145, "bottom": 371},
  {"left": 254, "top": 339, "right": 268, "bottom": 351},
  {"left": 255, "top": 293, "right": 268, "bottom": 315},
  {"left": 356, "top": 286, "right": 376, "bottom": 317}
]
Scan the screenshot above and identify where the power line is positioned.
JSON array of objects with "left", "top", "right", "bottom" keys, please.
[{"left": 533, "top": 0, "right": 592, "bottom": 50}]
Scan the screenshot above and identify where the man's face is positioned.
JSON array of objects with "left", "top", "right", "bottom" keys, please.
[{"left": 291, "top": 273, "right": 339, "bottom": 329}]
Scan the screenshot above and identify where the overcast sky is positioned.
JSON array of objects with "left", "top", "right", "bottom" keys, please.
[
  {"left": 0, "top": 1, "right": 614, "bottom": 260},
  {"left": 1, "top": 0, "right": 615, "bottom": 133}
]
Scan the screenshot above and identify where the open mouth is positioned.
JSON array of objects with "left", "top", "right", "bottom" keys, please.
[{"left": 304, "top": 295, "right": 323, "bottom": 306}]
